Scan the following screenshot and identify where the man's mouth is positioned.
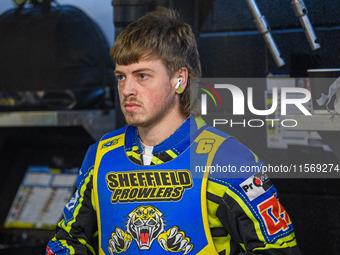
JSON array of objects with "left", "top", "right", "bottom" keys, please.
[{"left": 124, "top": 103, "right": 141, "bottom": 112}]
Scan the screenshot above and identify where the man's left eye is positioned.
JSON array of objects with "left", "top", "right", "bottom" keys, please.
[{"left": 139, "top": 74, "right": 148, "bottom": 79}]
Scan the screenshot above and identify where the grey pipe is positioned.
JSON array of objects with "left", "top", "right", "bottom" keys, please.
[
  {"left": 291, "top": 0, "right": 320, "bottom": 50},
  {"left": 246, "top": 0, "right": 285, "bottom": 67}
]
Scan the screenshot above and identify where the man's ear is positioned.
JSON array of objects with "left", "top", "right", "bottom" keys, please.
[{"left": 174, "top": 67, "right": 188, "bottom": 94}]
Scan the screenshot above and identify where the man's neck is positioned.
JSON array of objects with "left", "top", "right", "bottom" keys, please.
[{"left": 137, "top": 112, "right": 187, "bottom": 146}]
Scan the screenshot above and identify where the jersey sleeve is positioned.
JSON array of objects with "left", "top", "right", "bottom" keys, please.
[
  {"left": 46, "top": 142, "right": 99, "bottom": 255},
  {"left": 207, "top": 138, "right": 301, "bottom": 255}
]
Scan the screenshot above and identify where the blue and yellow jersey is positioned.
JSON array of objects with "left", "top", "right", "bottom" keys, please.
[{"left": 46, "top": 116, "right": 300, "bottom": 255}]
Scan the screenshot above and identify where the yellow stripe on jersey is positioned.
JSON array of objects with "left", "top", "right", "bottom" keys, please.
[
  {"left": 94, "top": 133, "right": 125, "bottom": 255},
  {"left": 150, "top": 155, "right": 164, "bottom": 165},
  {"left": 91, "top": 189, "right": 96, "bottom": 210},
  {"left": 253, "top": 234, "right": 297, "bottom": 250},
  {"left": 249, "top": 149, "right": 259, "bottom": 163},
  {"left": 207, "top": 180, "right": 233, "bottom": 254},
  {"left": 207, "top": 178, "right": 229, "bottom": 197},
  {"left": 78, "top": 237, "right": 95, "bottom": 255},
  {"left": 126, "top": 146, "right": 141, "bottom": 162},
  {"left": 207, "top": 200, "right": 223, "bottom": 229},
  {"left": 207, "top": 181, "right": 226, "bottom": 229},
  {"left": 126, "top": 151, "right": 141, "bottom": 162},
  {"left": 165, "top": 149, "right": 178, "bottom": 159},
  {"left": 51, "top": 236, "right": 76, "bottom": 254},
  {"left": 195, "top": 116, "right": 207, "bottom": 129},
  {"left": 131, "top": 145, "right": 139, "bottom": 152},
  {"left": 213, "top": 236, "right": 232, "bottom": 255},
  {"left": 195, "top": 129, "right": 229, "bottom": 255}
]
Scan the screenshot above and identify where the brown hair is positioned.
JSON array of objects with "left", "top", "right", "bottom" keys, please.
[{"left": 110, "top": 7, "right": 201, "bottom": 117}]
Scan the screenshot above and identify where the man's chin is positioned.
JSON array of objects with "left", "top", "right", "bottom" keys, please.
[{"left": 124, "top": 114, "right": 148, "bottom": 127}]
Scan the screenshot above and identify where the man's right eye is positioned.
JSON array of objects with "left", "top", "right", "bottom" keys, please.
[{"left": 116, "top": 75, "right": 125, "bottom": 81}]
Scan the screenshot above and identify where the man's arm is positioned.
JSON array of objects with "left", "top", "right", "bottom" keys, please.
[
  {"left": 46, "top": 144, "right": 99, "bottom": 255},
  {"left": 208, "top": 138, "right": 301, "bottom": 255}
]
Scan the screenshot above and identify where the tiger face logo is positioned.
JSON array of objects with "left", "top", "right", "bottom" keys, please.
[
  {"left": 126, "top": 205, "right": 165, "bottom": 250},
  {"left": 108, "top": 205, "right": 193, "bottom": 255}
]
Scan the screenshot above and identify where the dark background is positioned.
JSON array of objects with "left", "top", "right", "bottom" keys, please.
[{"left": 0, "top": 0, "right": 340, "bottom": 254}]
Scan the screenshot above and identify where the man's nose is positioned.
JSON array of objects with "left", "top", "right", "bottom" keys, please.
[{"left": 120, "top": 77, "right": 137, "bottom": 97}]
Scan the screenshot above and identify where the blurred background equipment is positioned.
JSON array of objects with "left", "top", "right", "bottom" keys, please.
[{"left": 0, "top": 0, "right": 115, "bottom": 111}]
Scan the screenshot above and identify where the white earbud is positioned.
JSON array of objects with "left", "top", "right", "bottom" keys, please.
[{"left": 175, "top": 78, "right": 182, "bottom": 90}]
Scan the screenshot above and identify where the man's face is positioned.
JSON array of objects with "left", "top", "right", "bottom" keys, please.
[{"left": 114, "top": 58, "right": 178, "bottom": 127}]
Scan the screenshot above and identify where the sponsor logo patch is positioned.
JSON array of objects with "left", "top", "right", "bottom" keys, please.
[
  {"left": 258, "top": 194, "right": 292, "bottom": 235},
  {"left": 101, "top": 137, "right": 121, "bottom": 149},
  {"left": 240, "top": 172, "right": 273, "bottom": 201}
]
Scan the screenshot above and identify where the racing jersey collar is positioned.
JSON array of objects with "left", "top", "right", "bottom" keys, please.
[{"left": 125, "top": 116, "right": 207, "bottom": 156}]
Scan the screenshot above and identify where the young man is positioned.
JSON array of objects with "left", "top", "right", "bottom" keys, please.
[{"left": 46, "top": 7, "right": 301, "bottom": 255}]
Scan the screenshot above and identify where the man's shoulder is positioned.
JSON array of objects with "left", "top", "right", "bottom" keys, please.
[{"left": 200, "top": 126, "right": 257, "bottom": 162}]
